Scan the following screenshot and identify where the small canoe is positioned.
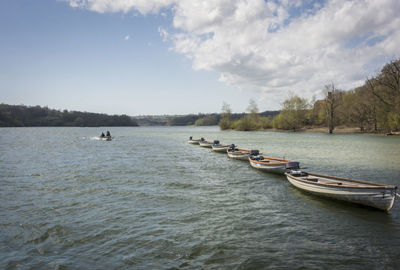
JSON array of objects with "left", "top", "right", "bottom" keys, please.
[
  {"left": 249, "top": 155, "right": 299, "bottom": 174},
  {"left": 285, "top": 171, "right": 398, "bottom": 211},
  {"left": 212, "top": 140, "right": 231, "bottom": 152}
]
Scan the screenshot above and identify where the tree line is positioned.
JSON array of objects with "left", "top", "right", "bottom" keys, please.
[
  {"left": 218, "top": 58, "right": 400, "bottom": 133},
  {"left": 0, "top": 104, "right": 138, "bottom": 127},
  {"left": 166, "top": 111, "right": 279, "bottom": 126}
]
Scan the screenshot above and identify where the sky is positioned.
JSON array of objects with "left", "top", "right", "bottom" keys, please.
[{"left": 1, "top": 0, "right": 399, "bottom": 115}]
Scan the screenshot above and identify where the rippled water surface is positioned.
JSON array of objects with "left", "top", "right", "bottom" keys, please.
[{"left": 1, "top": 126, "right": 400, "bottom": 269}]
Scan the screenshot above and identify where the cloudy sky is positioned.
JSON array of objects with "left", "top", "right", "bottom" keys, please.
[{"left": 1, "top": 0, "right": 399, "bottom": 115}]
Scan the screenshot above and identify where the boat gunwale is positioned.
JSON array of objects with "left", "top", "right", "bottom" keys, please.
[
  {"left": 249, "top": 156, "right": 289, "bottom": 165},
  {"left": 286, "top": 172, "right": 397, "bottom": 190},
  {"left": 250, "top": 160, "right": 287, "bottom": 166},
  {"left": 249, "top": 155, "right": 289, "bottom": 162},
  {"left": 227, "top": 148, "right": 250, "bottom": 154},
  {"left": 199, "top": 141, "right": 213, "bottom": 145},
  {"left": 212, "top": 144, "right": 230, "bottom": 149}
]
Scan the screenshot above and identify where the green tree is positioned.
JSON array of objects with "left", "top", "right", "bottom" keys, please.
[
  {"left": 195, "top": 114, "right": 219, "bottom": 126},
  {"left": 278, "top": 95, "right": 310, "bottom": 131}
]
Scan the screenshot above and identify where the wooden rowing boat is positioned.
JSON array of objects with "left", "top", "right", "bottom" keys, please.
[
  {"left": 199, "top": 140, "right": 214, "bottom": 148},
  {"left": 211, "top": 140, "right": 230, "bottom": 152},
  {"left": 227, "top": 146, "right": 256, "bottom": 160},
  {"left": 249, "top": 155, "right": 299, "bottom": 174},
  {"left": 285, "top": 171, "right": 398, "bottom": 211},
  {"left": 188, "top": 136, "right": 203, "bottom": 144}
]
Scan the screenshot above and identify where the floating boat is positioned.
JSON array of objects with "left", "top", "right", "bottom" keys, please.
[
  {"left": 188, "top": 136, "right": 203, "bottom": 144},
  {"left": 99, "top": 136, "right": 112, "bottom": 141},
  {"left": 249, "top": 154, "right": 299, "bottom": 174},
  {"left": 285, "top": 170, "right": 398, "bottom": 211},
  {"left": 199, "top": 140, "right": 214, "bottom": 148},
  {"left": 211, "top": 140, "right": 231, "bottom": 152},
  {"left": 227, "top": 145, "right": 257, "bottom": 160}
]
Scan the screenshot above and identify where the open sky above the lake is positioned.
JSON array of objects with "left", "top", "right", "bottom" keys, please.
[{"left": 1, "top": 0, "right": 399, "bottom": 115}]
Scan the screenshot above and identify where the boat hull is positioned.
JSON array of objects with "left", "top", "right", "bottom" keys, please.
[
  {"left": 286, "top": 173, "right": 397, "bottom": 211},
  {"left": 227, "top": 152, "right": 249, "bottom": 160},
  {"left": 249, "top": 160, "right": 286, "bottom": 174},
  {"left": 212, "top": 145, "right": 230, "bottom": 152},
  {"left": 199, "top": 142, "right": 213, "bottom": 148},
  {"left": 188, "top": 140, "right": 200, "bottom": 144}
]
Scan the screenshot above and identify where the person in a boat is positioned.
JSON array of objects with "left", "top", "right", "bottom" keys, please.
[
  {"left": 100, "top": 132, "right": 105, "bottom": 138},
  {"left": 106, "top": 131, "right": 111, "bottom": 137}
]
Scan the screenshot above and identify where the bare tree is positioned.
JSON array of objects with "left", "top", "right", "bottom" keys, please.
[
  {"left": 219, "top": 102, "right": 232, "bottom": 130},
  {"left": 324, "top": 83, "right": 343, "bottom": 134},
  {"left": 366, "top": 59, "right": 400, "bottom": 131}
]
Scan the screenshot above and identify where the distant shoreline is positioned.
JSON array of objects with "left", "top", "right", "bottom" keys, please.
[{"left": 260, "top": 126, "right": 400, "bottom": 135}]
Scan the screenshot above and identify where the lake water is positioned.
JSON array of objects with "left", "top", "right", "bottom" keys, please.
[{"left": 1, "top": 126, "right": 400, "bottom": 269}]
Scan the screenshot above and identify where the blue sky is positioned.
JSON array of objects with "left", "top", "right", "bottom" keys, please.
[
  {"left": 0, "top": 0, "right": 254, "bottom": 115},
  {"left": 1, "top": 0, "right": 399, "bottom": 115}
]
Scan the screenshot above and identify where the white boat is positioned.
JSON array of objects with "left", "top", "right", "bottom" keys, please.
[
  {"left": 227, "top": 146, "right": 256, "bottom": 160},
  {"left": 285, "top": 171, "right": 398, "bottom": 211},
  {"left": 199, "top": 140, "right": 214, "bottom": 148},
  {"left": 211, "top": 140, "right": 230, "bottom": 152},
  {"left": 99, "top": 136, "right": 112, "bottom": 141},
  {"left": 188, "top": 136, "right": 203, "bottom": 144},
  {"left": 249, "top": 155, "right": 299, "bottom": 174}
]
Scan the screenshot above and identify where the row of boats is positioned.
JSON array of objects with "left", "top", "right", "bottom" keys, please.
[{"left": 188, "top": 137, "right": 399, "bottom": 212}]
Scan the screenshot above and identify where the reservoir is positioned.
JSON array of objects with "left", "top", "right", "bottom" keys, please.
[{"left": 1, "top": 126, "right": 400, "bottom": 269}]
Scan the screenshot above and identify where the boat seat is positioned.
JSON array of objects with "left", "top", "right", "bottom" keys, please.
[{"left": 306, "top": 177, "right": 319, "bottom": 182}]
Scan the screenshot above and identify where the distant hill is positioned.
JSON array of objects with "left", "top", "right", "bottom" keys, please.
[{"left": 0, "top": 104, "right": 138, "bottom": 127}]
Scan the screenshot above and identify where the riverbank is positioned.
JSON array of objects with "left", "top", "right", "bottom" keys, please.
[{"left": 261, "top": 126, "right": 400, "bottom": 135}]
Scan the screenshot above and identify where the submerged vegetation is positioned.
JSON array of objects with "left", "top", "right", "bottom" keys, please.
[
  {"left": 220, "top": 58, "right": 400, "bottom": 133},
  {"left": 0, "top": 104, "right": 138, "bottom": 127}
]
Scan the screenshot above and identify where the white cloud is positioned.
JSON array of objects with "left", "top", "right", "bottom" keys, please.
[
  {"left": 124, "top": 34, "right": 130, "bottom": 40},
  {"left": 67, "top": 0, "right": 400, "bottom": 105},
  {"left": 66, "top": 0, "right": 175, "bottom": 14}
]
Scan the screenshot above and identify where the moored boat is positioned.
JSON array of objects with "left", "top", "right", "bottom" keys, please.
[
  {"left": 188, "top": 136, "right": 203, "bottom": 144},
  {"left": 285, "top": 170, "right": 398, "bottom": 211},
  {"left": 227, "top": 145, "right": 256, "bottom": 160},
  {"left": 211, "top": 140, "right": 231, "bottom": 152},
  {"left": 199, "top": 140, "right": 214, "bottom": 148},
  {"left": 249, "top": 154, "right": 299, "bottom": 174}
]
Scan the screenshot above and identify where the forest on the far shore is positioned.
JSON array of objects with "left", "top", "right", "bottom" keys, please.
[{"left": 0, "top": 104, "right": 138, "bottom": 127}]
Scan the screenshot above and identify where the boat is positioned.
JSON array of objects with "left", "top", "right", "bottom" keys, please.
[
  {"left": 227, "top": 145, "right": 256, "bottom": 160},
  {"left": 99, "top": 136, "right": 112, "bottom": 141},
  {"left": 285, "top": 170, "right": 398, "bottom": 211},
  {"left": 199, "top": 140, "right": 214, "bottom": 148},
  {"left": 249, "top": 153, "right": 299, "bottom": 174},
  {"left": 211, "top": 140, "right": 231, "bottom": 152},
  {"left": 188, "top": 136, "right": 203, "bottom": 144}
]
